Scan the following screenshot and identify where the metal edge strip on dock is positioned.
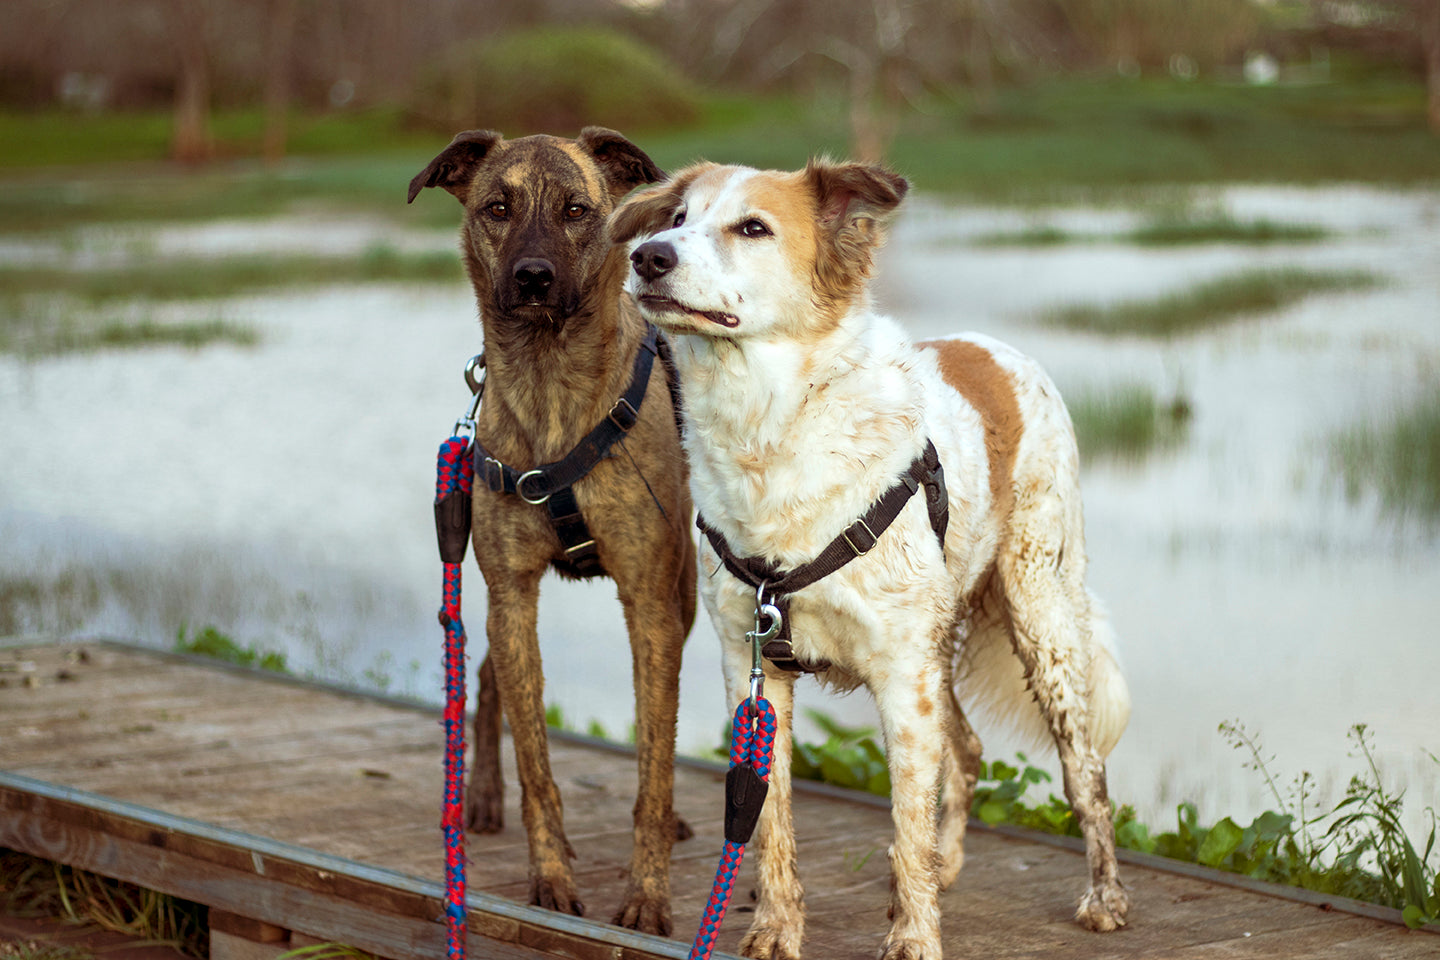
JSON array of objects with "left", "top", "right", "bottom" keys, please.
[
  {"left": 6, "top": 636, "right": 1437, "bottom": 937},
  {"left": 0, "top": 770, "right": 740, "bottom": 960}
]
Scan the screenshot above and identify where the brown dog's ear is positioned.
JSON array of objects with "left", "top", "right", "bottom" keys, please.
[
  {"left": 805, "top": 159, "right": 908, "bottom": 228},
  {"left": 407, "top": 129, "right": 503, "bottom": 205},
  {"left": 578, "top": 126, "right": 665, "bottom": 200}
]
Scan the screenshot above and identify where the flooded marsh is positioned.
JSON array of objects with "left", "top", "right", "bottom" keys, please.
[{"left": 2, "top": 183, "right": 1438, "bottom": 842}]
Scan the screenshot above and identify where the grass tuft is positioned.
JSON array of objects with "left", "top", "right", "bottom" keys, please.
[
  {"left": 1129, "top": 216, "right": 1330, "bottom": 246},
  {"left": 975, "top": 216, "right": 1330, "bottom": 248},
  {"left": 0, "top": 848, "right": 206, "bottom": 957},
  {"left": 175, "top": 623, "right": 288, "bottom": 673},
  {"left": 1068, "top": 383, "right": 1191, "bottom": 464},
  {"left": 1330, "top": 389, "right": 1440, "bottom": 520},
  {"left": 0, "top": 245, "right": 462, "bottom": 304},
  {"left": 1042, "top": 266, "right": 1383, "bottom": 337}
]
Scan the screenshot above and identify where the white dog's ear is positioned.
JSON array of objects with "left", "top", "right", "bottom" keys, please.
[
  {"left": 407, "top": 129, "right": 504, "bottom": 205},
  {"left": 806, "top": 159, "right": 908, "bottom": 228},
  {"left": 806, "top": 160, "right": 908, "bottom": 295},
  {"left": 607, "top": 162, "right": 714, "bottom": 246}
]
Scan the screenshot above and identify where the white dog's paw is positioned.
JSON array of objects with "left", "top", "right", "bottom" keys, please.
[
  {"left": 878, "top": 935, "right": 942, "bottom": 960},
  {"left": 1075, "top": 879, "right": 1130, "bottom": 932},
  {"left": 740, "top": 921, "right": 803, "bottom": 960}
]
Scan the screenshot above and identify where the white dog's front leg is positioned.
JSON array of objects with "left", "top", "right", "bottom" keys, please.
[
  {"left": 874, "top": 660, "right": 946, "bottom": 960},
  {"left": 731, "top": 668, "right": 805, "bottom": 960}
]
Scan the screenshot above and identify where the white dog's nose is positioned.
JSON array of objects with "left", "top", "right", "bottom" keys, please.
[{"left": 631, "top": 240, "right": 677, "bottom": 283}]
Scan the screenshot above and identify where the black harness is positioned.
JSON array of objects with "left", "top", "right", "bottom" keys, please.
[
  {"left": 473, "top": 322, "right": 673, "bottom": 579},
  {"left": 697, "top": 440, "right": 949, "bottom": 672}
]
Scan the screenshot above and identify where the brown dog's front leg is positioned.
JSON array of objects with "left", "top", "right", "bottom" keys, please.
[
  {"left": 466, "top": 651, "right": 505, "bottom": 833},
  {"left": 486, "top": 574, "right": 584, "bottom": 918},
  {"left": 612, "top": 586, "right": 686, "bottom": 936}
]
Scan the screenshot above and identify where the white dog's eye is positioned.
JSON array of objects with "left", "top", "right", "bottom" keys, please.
[
  {"left": 673, "top": 210, "right": 686, "bottom": 228},
  {"left": 739, "top": 218, "right": 771, "bottom": 238}
]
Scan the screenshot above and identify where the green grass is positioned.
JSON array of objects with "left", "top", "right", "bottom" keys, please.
[
  {"left": 1068, "top": 384, "right": 1192, "bottom": 463},
  {"left": 975, "top": 215, "right": 1331, "bottom": 247},
  {"left": 1331, "top": 389, "right": 1440, "bottom": 520},
  {"left": 2, "top": 74, "right": 1437, "bottom": 229},
  {"left": 0, "top": 245, "right": 462, "bottom": 302},
  {"left": 1042, "top": 266, "right": 1384, "bottom": 337}
]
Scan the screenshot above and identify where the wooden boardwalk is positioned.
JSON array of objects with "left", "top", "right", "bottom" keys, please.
[{"left": 2, "top": 640, "right": 1435, "bottom": 959}]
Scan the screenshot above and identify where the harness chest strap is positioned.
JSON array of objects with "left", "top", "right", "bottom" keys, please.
[
  {"left": 697, "top": 439, "right": 949, "bottom": 672},
  {"left": 472, "top": 322, "right": 665, "bottom": 579}
]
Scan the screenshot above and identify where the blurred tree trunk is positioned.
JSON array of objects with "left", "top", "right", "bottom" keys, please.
[
  {"left": 170, "top": 0, "right": 213, "bottom": 163},
  {"left": 263, "top": 0, "right": 298, "bottom": 163},
  {"left": 1423, "top": 0, "right": 1440, "bottom": 133}
]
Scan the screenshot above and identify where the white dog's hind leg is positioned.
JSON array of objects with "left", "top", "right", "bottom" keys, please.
[
  {"left": 936, "top": 681, "right": 983, "bottom": 890},
  {"left": 997, "top": 502, "right": 1130, "bottom": 933}
]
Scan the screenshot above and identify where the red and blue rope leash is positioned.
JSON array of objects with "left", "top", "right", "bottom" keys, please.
[
  {"left": 435, "top": 434, "right": 473, "bottom": 958},
  {"left": 689, "top": 695, "right": 777, "bottom": 960},
  {"left": 434, "top": 356, "right": 484, "bottom": 959},
  {"left": 688, "top": 596, "right": 783, "bottom": 960}
]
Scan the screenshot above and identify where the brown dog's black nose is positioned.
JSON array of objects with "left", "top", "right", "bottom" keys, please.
[
  {"left": 513, "top": 258, "right": 555, "bottom": 298},
  {"left": 631, "top": 241, "right": 677, "bottom": 283}
]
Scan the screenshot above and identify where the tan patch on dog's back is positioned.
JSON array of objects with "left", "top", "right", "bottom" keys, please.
[{"left": 920, "top": 338, "right": 1022, "bottom": 518}]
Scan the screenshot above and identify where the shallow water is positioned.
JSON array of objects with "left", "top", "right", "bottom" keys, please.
[{"left": 2, "top": 185, "right": 1437, "bottom": 839}]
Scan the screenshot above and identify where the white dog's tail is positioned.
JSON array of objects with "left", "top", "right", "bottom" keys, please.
[{"left": 956, "top": 590, "right": 1130, "bottom": 758}]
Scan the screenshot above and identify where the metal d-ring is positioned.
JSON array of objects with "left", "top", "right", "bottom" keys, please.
[{"left": 516, "top": 469, "right": 551, "bottom": 505}]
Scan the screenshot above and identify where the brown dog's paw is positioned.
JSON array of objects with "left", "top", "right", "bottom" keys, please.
[
  {"left": 531, "top": 877, "right": 585, "bottom": 918},
  {"left": 464, "top": 784, "right": 504, "bottom": 834},
  {"left": 1075, "top": 880, "right": 1130, "bottom": 932},
  {"left": 674, "top": 814, "right": 695, "bottom": 842},
  {"left": 739, "top": 923, "right": 802, "bottom": 960},
  {"left": 612, "top": 891, "right": 672, "bottom": 937}
]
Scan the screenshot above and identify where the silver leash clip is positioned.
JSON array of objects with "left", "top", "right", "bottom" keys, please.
[
  {"left": 453, "top": 354, "right": 486, "bottom": 437},
  {"left": 745, "top": 581, "right": 782, "bottom": 710}
]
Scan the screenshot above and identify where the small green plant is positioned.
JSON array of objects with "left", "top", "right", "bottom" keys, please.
[
  {"left": 1042, "top": 266, "right": 1383, "bottom": 337},
  {"left": 970, "top": 755, "right": 1078, "bottom": 835},
  {"left": 788, "top": 709, "right": 891, "bottom": 797},
  {"left": 1068, "top": 383, "right": 1191, "bottom": 463},
  {"left": 174, "top": 623, "right": 288, "bottom": 673}
]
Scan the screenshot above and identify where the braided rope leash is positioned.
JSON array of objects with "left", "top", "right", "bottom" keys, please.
[
  {"left": 435, "top": 433, "right": 475, "bottom": 959},
  {"left": 689, "top": 696, "right": 778, "bottom": 960}
]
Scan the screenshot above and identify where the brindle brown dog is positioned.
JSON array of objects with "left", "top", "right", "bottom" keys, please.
[{"left": 408, "top": 127, "right": 697, "bottom": 935}]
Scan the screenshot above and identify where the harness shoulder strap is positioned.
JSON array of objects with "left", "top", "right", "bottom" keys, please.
[
  {"left": 472, "top": 323, "right": 663, "bottom": 580},
  {"left": 698, "top": 440, "right": 949, "bottom": 672}
]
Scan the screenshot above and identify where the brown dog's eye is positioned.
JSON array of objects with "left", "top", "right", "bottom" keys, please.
[
  {"left": 673, "top": 211, "right": 686, "bottom": 228},
  {"left": 564, "top": 204, "right": 587, "bottom": 220},
  {"left": 487, "top": 202, "right": 509, "bottom": 220},
  {"left": 739, "top": 218, "right": 771, "bottom": 238}
]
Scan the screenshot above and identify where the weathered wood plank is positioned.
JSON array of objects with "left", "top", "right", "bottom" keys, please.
[{"left": 3, "top": 640, "right": 1435, "bottom": 960}]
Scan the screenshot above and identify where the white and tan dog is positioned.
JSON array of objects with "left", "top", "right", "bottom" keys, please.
[{"left": 609, "top": 159, "right": 1132, "bottom": 960}]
